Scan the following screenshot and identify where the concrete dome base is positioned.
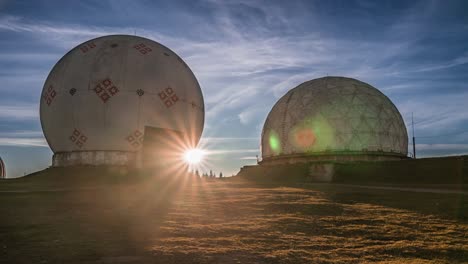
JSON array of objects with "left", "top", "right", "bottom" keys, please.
[
  {"left": 52, "top": 151, "right": 137, "bottom": 167},
  {"left": 260, "top": 151, "right": 408, "bottom": 166}
]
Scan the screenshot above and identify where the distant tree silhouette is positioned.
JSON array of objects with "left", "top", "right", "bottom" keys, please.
[
  {"left": 195, "top": 170, "right": 200, "bottom": 178},
  {"left": 209, "top": 170, "right": 213, "bottom": 178},
  {"left": 219, "top": 172, "right": 223, "bottom": 178}
]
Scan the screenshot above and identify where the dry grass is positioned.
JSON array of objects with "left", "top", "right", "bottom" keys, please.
[
  {"left": 147, "top": 182, "right": 467, "bottom": 263},
  {"left": 0, "top": 175, "right": 467, "bottom": 263}
]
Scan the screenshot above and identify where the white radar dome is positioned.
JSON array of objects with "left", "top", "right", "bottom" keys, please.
[{"left": 40, "top": 35, "right": 204, "bottom": 167}]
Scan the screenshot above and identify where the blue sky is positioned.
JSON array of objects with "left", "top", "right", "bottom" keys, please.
[{"left": 0, "top": 0, "right": 467, "bottom": 177}]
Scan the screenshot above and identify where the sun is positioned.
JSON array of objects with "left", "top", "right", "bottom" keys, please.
[{"left": 184, "top": 148, "right": 205, "bottom": 164}]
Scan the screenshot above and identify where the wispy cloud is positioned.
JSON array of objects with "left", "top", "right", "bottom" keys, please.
[
  {"left": 412, "top": 53, "right": 468, "bottom": 73},
  {"left": 238, "top": 106, "right": 268, "bottom": 125},
  {"left": 0, "top": 137, "right": 47, "bottom": 147},
  {"left": 399, "top": 92, "right": 468, "bottom": 138},
  {"left": 206, "top": 149, "right": 259, "bottom": 155},
  {"left": 0, "top": 15, "right": 173, "bottom": 50},
  {"left": 200, "top": 137, "right": 258, "bottom": 143},
  {"left": 1, "top": 9, "right": 465, "bottom": 126},
  {"left": 0, "top": 129, "right": 46, "bottom": 148},
  {"left": 0, "top": 130, "right": 44, "bottom": 137},
  {"left": 239, "top": 156, "right": 258, "bottom": 160},
  {"left": 416, "top": 144, "right": 468, "bottom": 151},
  {"left": 0, "top": 15, "right": 111, "bottom": 36},
  {"left": 0, "top": 104, "right": 38, "bottom": 120}
]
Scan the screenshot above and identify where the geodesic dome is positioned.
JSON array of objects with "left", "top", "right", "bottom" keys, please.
[
  {"left": 261, "top": 77, "right": 408, "bottom": 164},
  {"left": 40, "top": 35, "right": 204, "bottom": 167}
]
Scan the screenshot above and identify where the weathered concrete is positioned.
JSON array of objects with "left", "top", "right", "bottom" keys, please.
[
  {"left": 52, "top": 151, "right": 137, "bottom": 167},
  {"left": 260, "top": 152, "right": 406, "bottom": 165},
  {"left": 238, "top": 155, "right": 468, "bottom": 185},
  {"left": 308, "top": 163, "right": 334, "bottom": 182}
]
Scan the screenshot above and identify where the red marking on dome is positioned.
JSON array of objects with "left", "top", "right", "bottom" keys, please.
[
  {"left": 158, "top": 92, "right": 167, "bottom": 100},
  {"left": 93, "top": 79, "right": 119, "bottom": 103},
  {"left": 69, "top": 129, "right": 87, "bottom": 149},
  {"left": 79, "top": 42, "right": 96, "bottom": 53},
  {"left": 42, "top": 85, "right": 57, "bottom": 106},
  {"left": 102, "top": 79, "right": 112, "bottom": 87},
  {"left": 126, "top": 130, "right": 144, "bottom": 148},
  {"left": 165, "top": 87, "right": 174, "bottom": 94},
  {"left": 158, "top": 87, "right": 179, "bottom": 108},
  {"left": 108, "top": 86, "right": 119, "bottom": 95},
  {"left": 100, "top": 92, "right": 111, "bottom": 103},
  {"left": 133, "top": 43, "right": 152, "bottom": 55}
]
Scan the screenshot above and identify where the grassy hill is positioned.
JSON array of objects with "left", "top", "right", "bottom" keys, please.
[{"left": 0, "top": 167, "right": 467, "bottom": 263}]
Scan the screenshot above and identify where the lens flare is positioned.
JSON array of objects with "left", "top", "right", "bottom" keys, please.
[
  {"left": 269, "top": 131, "right": 281, "bottom": 155},
  {"left": 293, "top": 127, "right": 316, "bottom": 149},
  {"left": 184, "top": 149, "right": 205, "bottom": 164}
]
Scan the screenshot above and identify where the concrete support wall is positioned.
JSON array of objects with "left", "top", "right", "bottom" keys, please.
[
  {"left": 308, "top": 163, "right": 334, "bottom": 182},
  {"left": 238, "top": 155, "right": 468, "bottom": 185},
  {"left": 52, "top": 151, "right": 137, "bottom": 167},
  {"left": 260, "top": 153, "right": 406, "bottom": 166}
]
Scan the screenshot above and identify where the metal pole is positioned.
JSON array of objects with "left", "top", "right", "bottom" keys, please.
[{"left": 412, "top": 112, "right": 416, "bottom": 159}]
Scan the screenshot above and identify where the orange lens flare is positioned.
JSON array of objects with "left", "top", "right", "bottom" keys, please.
[{"left": 293, "top": 128, "right": 316, "bottom": 149}]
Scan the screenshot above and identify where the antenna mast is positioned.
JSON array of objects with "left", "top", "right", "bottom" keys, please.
[{"left": 412, "top": 112, "right": 416, "bottom": 159}]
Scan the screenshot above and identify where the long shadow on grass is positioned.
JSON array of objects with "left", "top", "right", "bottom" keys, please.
[
  {"left": 232, "top": 178, "right": 468, "bottom": 222},
  {"left": 0, "top": 168, "right": 194, "bottom": 263},
  {"left": 319, "top": 186, "right": 468, "bottom": 222}
]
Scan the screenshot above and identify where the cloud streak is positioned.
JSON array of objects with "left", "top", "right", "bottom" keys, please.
[
  {"left": 0, "top": 137, "right": 48, "bottom": 147},
  {"left": 0, "top": 104, "right": 39, "bottom": 120},
  {"left": 415, "top": 144, "right": 468, "bottom": 151},
  {"left": 206, "top": 149, "right": 259, "bottom": 155}
]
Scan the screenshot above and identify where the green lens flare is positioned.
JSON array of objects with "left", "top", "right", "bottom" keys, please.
[
  {"left": 291, "top": 115, "right": 335, "bottom": 152},
  {"left": 269, "top": 131, "right": 281, "bottom": 155}
]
